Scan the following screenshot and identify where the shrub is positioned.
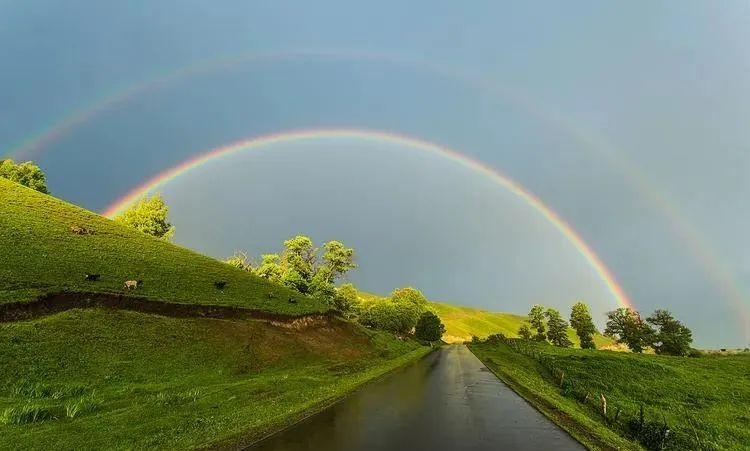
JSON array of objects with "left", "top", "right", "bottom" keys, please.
[{"left": 414, "top": 311, "right": 445, "bottom": 342}]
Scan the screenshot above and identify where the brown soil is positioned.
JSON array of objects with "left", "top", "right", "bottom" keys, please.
[{"left": 0, "top": 291, "right": 337, "bottom": 325}]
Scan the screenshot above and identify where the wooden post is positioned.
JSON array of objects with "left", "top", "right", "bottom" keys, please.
[
  {"left": 600, "top": 393, "right": 607, "bottom": 417},
  {"left": 560, "top": 371, "right": 565, "bottom": 387}
]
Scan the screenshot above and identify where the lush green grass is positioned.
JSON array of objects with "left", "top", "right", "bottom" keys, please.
[
  {"left": 0, "top": 178, "right": 325, "bottom": 314},
  {"left": 469, "top": 340, "right": 750, "bottom": 450},
  {"left": 0, "top": 308, "right": 430, "bottom": 449}
]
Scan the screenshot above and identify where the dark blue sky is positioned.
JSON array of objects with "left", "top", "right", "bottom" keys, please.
[{"left": 1, "top": 1, "right": 749, "bottom": 347}]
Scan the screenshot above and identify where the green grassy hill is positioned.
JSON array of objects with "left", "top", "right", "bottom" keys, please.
[
  {"left": 0, "top": 179, "right": 430, "bottom": 448},
  {"left": 0, "top": 178, "right": 324, "bottom": 314},
  {"left": 470, "top": 339, "right": 750, "bottom": 450}
]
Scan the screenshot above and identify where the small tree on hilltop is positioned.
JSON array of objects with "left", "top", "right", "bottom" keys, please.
[
  {"left": 0, "top": 159, "right": 49, "bottom": 193},
  {"left": 226, "top": 250, "right": 252, "bottom": 272},
  {"left": 546, "top": 308, "right": 573, "bottom": 347},
  {"left": 415, "top": 311, "right": 445, "bottom": 342},
  {"left": 528, "top": 305, "right": 547, "bottom": 342},
  {"left": 646, "top": 310, "right": 693, "bottom": 356},
  {"left": 115, "top": 193, "right": 174, "bottom": 240},
  {"left": 604, "top": 308, "right": 654, "bottom": 353},
  {"left": 322, "top": 240, "right": 357, "bottom": 279},
  {"left": 570, "top": 301, "right": 597, "bottom": 349},
  {"left": 518, "top": 324, "right": 533, "bottom": 340}
]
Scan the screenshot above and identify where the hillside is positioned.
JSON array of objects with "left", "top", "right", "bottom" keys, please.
[
  {"left": 470, "top": 339, "right": 750, "bottom": 450},
  {"left": 0, "top": 179, "right": 431, "bottom": 448},
  {"left": 0, "top": 178, "right": 324, "bottom": 315}
]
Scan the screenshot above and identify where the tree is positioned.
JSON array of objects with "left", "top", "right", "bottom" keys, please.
[
  {"left": 225, "top": 250, "right": 252, "bottom": 271},
  {"left": 115, "top": 194, "right": 174, "bottom": 240},
  {"left": 322, "top": 240, "right": 357, "bottom": 279},
  {"left": 254, "top": 254, "right": 282, "bottom": 282},
  {"left": 604, "top": 308, "right": 654, "bottom": 353},
  {"left": 279, "top": 236, "right": 316, "bottom": 292},
  {"left": 546, "top": 308, "right": 573, "bottom": 347},
  {"left": 415, "top": 311, "right": 445, "bottom": 342},
  {"left": 0, "top": 159, "right": 49, "bottom": 193},
  {"left": 646, "top": 310, "right": 693, "bottom": 356},
  {"left": 528, "top": 305, "right": 547, "bottom": 341},
  {"left": 308, "top": 266, "right": 335, "bottom": 300},
  {"left": 570, "top": 301, "right": 597, "bottom": 349},
  {"left": 390, "top": 287, "right": 427, "bottom": 332},
  {"left": 518, "top": 324, "right": 533, "bottom": 340},
  {"left": 333, "top": 283, "right": 359, "bottom": 314}
]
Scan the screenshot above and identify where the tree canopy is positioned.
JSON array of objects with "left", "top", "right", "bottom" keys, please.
[
  {"left": 528, "top": 305, "right": 547, "bottom": 341},
  {"left": 0, "top": 159, "right": 48, "bottom": 193},
  {"left": 604, "top": 308, "right": 654, "bottom": 353},
  {"left": 414, "top": 311, "right": 445, "bottom": 342},
  {"left": 114, "top": 194, "right": 174, "bottom": 240},
  {"left": 646, "top": 310, "right": 693, "bottom": 356},
  {"left": 570, "top": 301, "right": 597, "bottom": 349},
  {"left": 545, "top": 308, "right": 573, "bottom": 347}
]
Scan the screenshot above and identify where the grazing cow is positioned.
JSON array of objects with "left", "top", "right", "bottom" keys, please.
[
  {"left": 214, "top": 281, "right": 227, "bottom": 290},
  {"left": 124, "top": 280, "right": 141, "bottom": 290},
  {"left": 288, "top": 297, "right": 298, "bottom": 304},
  {"left": 84, "top": 274, "right": 100, "bottom": 281}
]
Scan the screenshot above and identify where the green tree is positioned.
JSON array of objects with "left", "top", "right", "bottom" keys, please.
[
  {"left": 518, "top": 323, "right": 533, "bottom": 340},
  {"left": 528, "top": 304, "right": 547, "bottom": 341},
  {"left": 415, "top": 311, "right": 445, "bottom": 342},
  {"left": 390, "top": 287, "right": 427, "bottom": 332},
  {"left": 0, "top": 159, "right": 49, "bottom": 193},
  {"left": 322, "top": 240, "right": 357, "bottom": 279},
  {"left": 279, "top": 236, "right": 316, "bottom": 292},
  {"left": 308, "top": 266, "right": 336, "bottom": 300},
  {"left": 114, "top": 194, "right": 174, "bottom": 240},
  {"left": 545, "top": 308, "right": 573, "bottom": 347},
  {"left": 604, "top": 308, "right": 654, "bottom": 353},
  {"left": 646, "top": 310, "right": 693, "bottom": 356},
  {"left": 254, "top": 254, "right": 282, "bottom": 282},
  {"left": 333, "top": 283, "right": 359, "bottom": 314},
  {"left": 225, "top": 250, "right": 252, "bottom": 271},
  {"left": 570, "top": 301, "right": 597, "bottom": 349}
]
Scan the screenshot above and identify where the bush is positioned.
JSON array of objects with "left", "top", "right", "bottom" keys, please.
[{"left": 414, "top": 311, "right": 445, "bottom": 342}]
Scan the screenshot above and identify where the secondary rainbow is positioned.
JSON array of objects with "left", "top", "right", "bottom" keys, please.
[{"left": 102, "top": 128, "right": 635, "bottom": 310}]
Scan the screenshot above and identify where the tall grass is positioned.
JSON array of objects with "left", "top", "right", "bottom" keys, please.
[{"left": 0, "top": 404, "right": 56, "bottom": 425}]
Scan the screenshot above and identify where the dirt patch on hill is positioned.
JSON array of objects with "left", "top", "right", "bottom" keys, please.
[{"left": 0, "top": 291, "right": 336, "bottom": 326}]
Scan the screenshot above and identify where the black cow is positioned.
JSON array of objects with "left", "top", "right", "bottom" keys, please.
[
  {"left": 84, "top": 274, "right": 100, "bottom": 281},
  {"left": 214, "top": 281, "right": 227, "bottom": 290},
  {"left": 288, "top": 297, "right": 298, "bottom": 304}
]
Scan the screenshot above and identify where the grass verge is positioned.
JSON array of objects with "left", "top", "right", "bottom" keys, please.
[{"left": 469, "top": 339, "right": 750, "bottom": 450}]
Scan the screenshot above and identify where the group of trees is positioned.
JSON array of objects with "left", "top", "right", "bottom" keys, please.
[
  {"left": 0, "top": 159, "right": 48, "bottom": 193},
  {"left": 226, "top": 239, "right": 444, "bottom": 341},
  {"left": 519, "top": 302, "right": 596, "bottom": 349},
  {"left": 226, "top": 235, "right": 357, "bottom": 304},
  {"left": 517, "top": 301, "right": 694, "bottom": 356},
  {"left": 605, "top": 308, "right": 693, "bottom": 356}
]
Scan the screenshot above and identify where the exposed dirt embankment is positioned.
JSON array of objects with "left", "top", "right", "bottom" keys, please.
[{"left": 0, "top": 292, "right": 336, "bottom": 326}]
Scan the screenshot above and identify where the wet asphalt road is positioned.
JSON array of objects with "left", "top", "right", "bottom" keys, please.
[{"left": 249, "top": 344, "right": 584, "bottom": 451}]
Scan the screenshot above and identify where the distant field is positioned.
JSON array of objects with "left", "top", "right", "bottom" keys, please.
[
  {"left": 470, "top": 339, "right": 750, "bottom": 450},
  {"left": 0, "top": 308, "right": 429, "bottom": 449},
  {"left": 0, "top": 179, "right": 325, "bottom": 315},
  {"left": 361, "top": 292, "right": 614, "bottom": 347}
]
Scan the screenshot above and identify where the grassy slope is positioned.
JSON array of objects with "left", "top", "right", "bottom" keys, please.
[
  {"left": 0, "top": 308, "right": 430, "bottom": 449},
  {"left": 469, "top": 341, "right": 750, "bottom": 450},
  {"left": 0, "top": 179, "right": 324, "bottom": 314},
  {"left": 0, "top": 180, "right": 431, "bottom": 448}
]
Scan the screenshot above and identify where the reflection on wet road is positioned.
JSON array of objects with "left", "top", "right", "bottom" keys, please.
[{"left": 250, "top": 345, "right": 584, "bottom": 451}]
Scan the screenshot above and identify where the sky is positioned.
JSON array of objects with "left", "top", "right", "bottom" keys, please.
[{"left": 1, "top": 1, "right": 749, "bottom": 347}]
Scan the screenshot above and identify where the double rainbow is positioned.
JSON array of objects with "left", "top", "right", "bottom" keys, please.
[{"left": 102, "top": 128, "right": 635, "bottom": 310}]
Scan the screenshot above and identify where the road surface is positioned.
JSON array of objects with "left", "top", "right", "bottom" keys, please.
[{"left": 250, "top": 344, "right": 584, "bottom": 450}]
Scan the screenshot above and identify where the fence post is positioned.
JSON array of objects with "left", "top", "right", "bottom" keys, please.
[{"left": 600, "top": 393, "right": 607, "bottom": 417}]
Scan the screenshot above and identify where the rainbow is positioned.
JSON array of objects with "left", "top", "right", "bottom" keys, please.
[{"left": 102, "top": 128, "right": 635, "bottom": 310}]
